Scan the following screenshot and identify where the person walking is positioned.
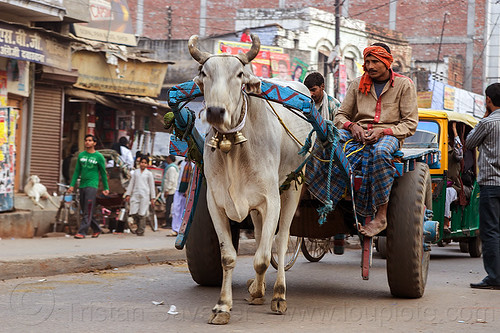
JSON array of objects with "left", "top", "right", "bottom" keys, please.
[
  {"left": 169, "top": 160, "right": 194, "bottom": 237},
  {"left": 466, "top": 83, "right": 500, "bottom": 290},
  {"left": 124, "top": 156, "right": 156, "bottom": 236},
  {"left": 161, "top": 155, "right": 179, "bottom": 229},
  {"left": 68, "top": 134, "right": 109, "bottom": 239}
]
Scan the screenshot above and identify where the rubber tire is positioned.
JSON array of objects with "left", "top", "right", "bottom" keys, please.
[
  {"left": 301, "top": 238, "right": 328, "bottom": 262},
  {"left": 459, "top": 240, "right": 469, "bottom": 253},
  {"left": 468, "top": 236, "right": 482, "bottom": 258},
  {"left": 377, "top": 236, "right": 387, "bottom": 259},
  {"left": 386, "top": 162, "right": 431, "bottom": 298},
  {"left": 185, "top": 179, "right": 241, "bottom": 286}
]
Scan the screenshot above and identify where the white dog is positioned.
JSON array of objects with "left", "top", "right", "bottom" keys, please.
[{"left": 24, "top": 175, "right": 59, "bottom": 209}]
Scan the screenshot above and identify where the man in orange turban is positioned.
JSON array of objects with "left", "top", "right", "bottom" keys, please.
[{"left": 306, "top": 43, "right": 418, "bottom": 238}]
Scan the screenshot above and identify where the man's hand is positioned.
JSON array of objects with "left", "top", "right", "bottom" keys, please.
[
  {"left": 150, "top": 199, "right": 155, "bottom": 206},
  {"left": 364, "top": 128, "right": 385, "bottom": 144},
  {"left": 102, "top": 190, "right": 109, "bottom": 196},
  {"left": 125, "top": 195, "right": 130, "bottom": 203},
  {"left": 350, "top": 123, "right": 365, "bottom": 142},
  {"left": 67, "top": 186, "right": 74, "bottom": 194}
]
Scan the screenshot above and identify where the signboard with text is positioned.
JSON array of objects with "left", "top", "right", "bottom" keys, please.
[
  {"left": 0, "top": 22, "right": 71, "bottom": 71},
  {"left": 73, "top": 0, "right": 137, "bottom": 46}
]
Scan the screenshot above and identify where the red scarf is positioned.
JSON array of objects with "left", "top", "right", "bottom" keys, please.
[{"left": 359, "top": 46, "right": 394, "bottom": 95}]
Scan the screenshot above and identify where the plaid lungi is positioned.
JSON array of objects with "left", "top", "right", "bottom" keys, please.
[{"left": 305, "top": 129, "right": 399, "bottom": 217}]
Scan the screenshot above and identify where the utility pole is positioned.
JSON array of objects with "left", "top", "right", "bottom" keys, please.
[
  {"left": 334, "top": 0, "right": 340, "bottom": 98},
  {"left": 166, "top": 6, "right": 172, "bottom": 40},
  {"left": 433, "top": 12, "right": 449, "bottom": 92}
]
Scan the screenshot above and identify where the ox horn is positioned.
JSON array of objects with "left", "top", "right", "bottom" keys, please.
[
  {"left": 188, "top": 35, "right": 211, "bottom": 64},
  {"left": 237, "top": 34, "right": 261, "bottom": 64}
]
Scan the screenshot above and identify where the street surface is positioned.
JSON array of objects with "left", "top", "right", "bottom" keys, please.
[{"left": 1, "top": 243, "right": 498, "bottom": 333}]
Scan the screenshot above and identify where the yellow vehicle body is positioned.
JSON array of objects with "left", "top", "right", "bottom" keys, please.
[{"left": 417, "top": 109, "right": 478, "bottom": 175}]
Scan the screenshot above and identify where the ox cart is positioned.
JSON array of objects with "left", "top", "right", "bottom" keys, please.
[{"left": 166, "top": 79, "right": 440, "bottom": 299}]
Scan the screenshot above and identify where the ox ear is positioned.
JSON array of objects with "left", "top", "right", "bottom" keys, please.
[
  {"left": 193, "top": 73, "right": 204, "bottom": 93},
  {"left": 242, "top": 67, "right": 261, "bottom": 94}
]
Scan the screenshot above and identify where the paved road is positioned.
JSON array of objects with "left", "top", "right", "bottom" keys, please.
[{"left": 1, "top": 243, "right": 498, "bottom": 332}]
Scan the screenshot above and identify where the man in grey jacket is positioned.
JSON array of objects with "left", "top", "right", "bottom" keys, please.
[{"left": 466, "top": 83, "right": 500, "bottom": 290}]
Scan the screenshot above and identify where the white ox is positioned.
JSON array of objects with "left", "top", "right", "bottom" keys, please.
[{"left": 189, "top": 34, "right": 313, "bottom": 325}]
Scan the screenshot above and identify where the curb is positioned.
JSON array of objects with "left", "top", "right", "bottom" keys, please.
[{"left": 0, "top": 248, "right": 186, "bottom": 281}]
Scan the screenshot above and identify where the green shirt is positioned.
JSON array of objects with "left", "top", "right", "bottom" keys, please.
[{"left": 70, "top": 151, "right": 109, "bottom": 190}]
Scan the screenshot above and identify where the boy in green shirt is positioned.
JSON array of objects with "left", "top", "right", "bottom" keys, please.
[{"left": 68, "top": 134, "right": 109, "bottom": 239}]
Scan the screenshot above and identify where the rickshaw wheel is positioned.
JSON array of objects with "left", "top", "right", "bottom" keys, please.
[
  {"left": 468, "top": 236, "right": 482, "bottom": 258},
  {"left": 301, "top": 238, "right": 329, "bottom": 262},
  {"left": 386, "top": 162, "right": 431, "bottom": 298},
  {"left": 375, "top": 236, "right": 387, "bottom": 259},
  {"left": 459, "top": 240, "right": 469, "bottom": 253},
  {"left": 270, "top": 234, "right": 302, "bottom": 270}
]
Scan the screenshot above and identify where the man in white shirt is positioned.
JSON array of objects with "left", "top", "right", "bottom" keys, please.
[{"left": 125, "top": 156, "right": 156, "bottom": 236}]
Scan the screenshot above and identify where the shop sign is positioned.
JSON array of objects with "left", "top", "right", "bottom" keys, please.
[
  {"left": 418, "top": 91, "right": 433, "bottom": 109},
  {"left": 73, "top": 0, "right": 137, "bottom": 46},
  {"left": 72, "top": 51, "right": 168, "bottom": 97},
  {"left": 444, "top": 86, "right": 455, "bottom": 111},
  {"left": 0, "top": 22, "right": 71, "bottom": 71}
]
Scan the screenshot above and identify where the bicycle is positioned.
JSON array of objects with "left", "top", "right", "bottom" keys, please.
[{"left": 53, "top": 183, "right": 80, "bottom": 235}]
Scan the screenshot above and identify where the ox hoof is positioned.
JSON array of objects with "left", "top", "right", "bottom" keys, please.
[
  {"left": 245, "top": 296, "right": 266, "bottom": 305},
  {"left": 209, "top": 311, "right": 230, "bottom": 325},
  {"left": 246, "top": 278, "right": 266, "bottom": 298},
  {"left": 271, "top": 298, "right": 287, "bottom": 314}
]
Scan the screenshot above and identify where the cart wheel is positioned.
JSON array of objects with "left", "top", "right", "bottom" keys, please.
[
  {"left": 459, "top": 240, "right": 469, "bottom": 253},
  {"left": 386, "top": 162, "right": 431, "bottom": 298},
  {"left": 185, "top": 178, "right": 240, "bottom": 286},
  {"left": 270, "top": 234, "right": 302, "bottom": 271},
  {"left": 468, "top": 236, "right": 482, "bottom": 258},
  {"left": 301, "top": 238, "right": 329, "bottom": 262}
]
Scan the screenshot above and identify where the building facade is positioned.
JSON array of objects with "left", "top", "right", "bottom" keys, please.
[{"left": 128, "top": 0, "right": 495, "bottom": 95}]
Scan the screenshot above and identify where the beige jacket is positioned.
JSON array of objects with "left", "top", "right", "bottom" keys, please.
[{"left": 334, "top": 71, "right": 418, "bottom": 141}]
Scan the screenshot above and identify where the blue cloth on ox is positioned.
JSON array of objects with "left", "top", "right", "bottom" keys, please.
[{"left": 305, "top": 129, "right": 399, "bottom": 217}]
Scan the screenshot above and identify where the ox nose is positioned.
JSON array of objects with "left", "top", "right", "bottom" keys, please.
[{"left": 206, "top": 107, "right": 225, "bottom": 123}]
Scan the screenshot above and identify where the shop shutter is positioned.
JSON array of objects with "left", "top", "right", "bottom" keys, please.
[{"left": 30, "top": 84, "right": 63, "bottom": 192}]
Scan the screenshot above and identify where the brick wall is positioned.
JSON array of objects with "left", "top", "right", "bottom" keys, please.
[{"left": 128, "top": 0, "right": 486, "bottom": 93}]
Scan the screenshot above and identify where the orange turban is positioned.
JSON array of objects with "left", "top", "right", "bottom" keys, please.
[{"left": 358, "top": 46, "right": 394, "bottom": 95}]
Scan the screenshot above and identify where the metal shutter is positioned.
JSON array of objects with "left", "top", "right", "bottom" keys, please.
[{"left": 30, "top": 84, "right": 63, "bottom": 192}]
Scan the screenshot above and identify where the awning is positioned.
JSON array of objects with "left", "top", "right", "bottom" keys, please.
[{"left": 65, "top": 88, "right": 170, "bottom": 110}]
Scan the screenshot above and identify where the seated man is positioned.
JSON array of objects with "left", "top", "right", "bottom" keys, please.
[
  {"left": 306, "top": 43, "right": 418, "bottom": 237},
  {"left": 304, "top": 72, "right": 341, "bottom": 121}
]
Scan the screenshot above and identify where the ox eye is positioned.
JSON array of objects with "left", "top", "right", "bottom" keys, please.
[{"left": 237, "top": 71, "right": 244, "bottom": 78}]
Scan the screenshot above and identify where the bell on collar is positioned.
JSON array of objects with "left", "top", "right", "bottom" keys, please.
[
  {"left": 233, "top": 131, "right": 247, "bottom": 145},
  {"left": 206, "top": 134, "right": 219, "bottom": 150},
  {"left": 219, "top": 135, "right": 232, "bottom": 153}
]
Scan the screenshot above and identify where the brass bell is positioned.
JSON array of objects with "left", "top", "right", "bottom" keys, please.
[
  {"left": 207, "top": 135, "right": 219, "bottom": 150},
  {"left": 233, "top": 131, "right": 247, "bottom": 145},
  {"left": 219, "top": 135, "right": 232, "bottom": 153}
]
